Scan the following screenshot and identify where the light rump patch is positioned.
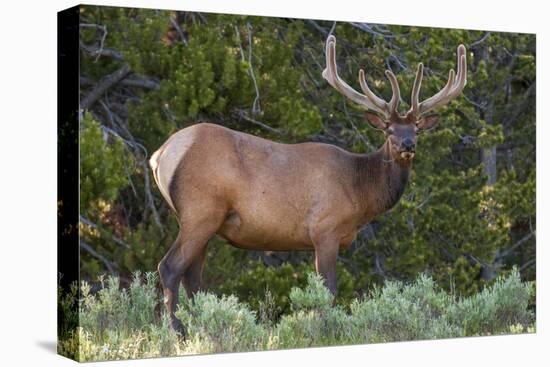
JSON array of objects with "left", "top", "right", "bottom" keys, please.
[{"left": 149, "top": 126, "right": 199, "bottom": 213}]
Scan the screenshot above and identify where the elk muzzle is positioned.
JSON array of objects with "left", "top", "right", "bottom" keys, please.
[{"left": 399, "top": 138, "right": 416, "bottom": 159}]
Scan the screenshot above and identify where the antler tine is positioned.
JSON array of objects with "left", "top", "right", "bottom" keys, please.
[
  {"left": 416, "top": 69, "right": 455, "bottom": 114},
  {"left": 416, "top": 44, "right": 468, "bottom": 117},
  {"left": 358, "top": 69, "right": 390, "bottom": 115},
  {"left": 410, "top": 63, "right": 423, "bottom": 117},
  {"left": 322, "top": 35, "right": 391, "bottom": 118},
  {"left": 385, "top": 70, "right": 401, "bottom": 115},
  {"left": 455, "top": 44, "right": 467, "bottom": 88}
]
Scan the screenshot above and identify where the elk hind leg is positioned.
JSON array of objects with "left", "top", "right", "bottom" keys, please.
[
  {"left": 157, "top": 233, "right": 188, "bottom": 335},
  {"left": 182, "top": 245, "right": 207, "bottom": 297},
  {"left": 158, "top": 214, "right": 222, "bottom": 335}
]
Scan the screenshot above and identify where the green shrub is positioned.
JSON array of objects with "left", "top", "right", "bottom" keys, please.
[
  {"left": 276, "top": 310, "right": 323, "bottom": 348},
  {"left": 289, "top": 273, "right": 334, "bottom": 311},
  {"left": 61, "top": 322, "right": 181, "bottom": 362},
  {"left": 446, "top": 268, "right": 534, "bottom": 335},
  {"left": 349, "top": 274, "right": 461, "bottom": 343},
  {"left": 175, "top": 292, "right": 267, "bottom": 354},
  {"left": 79, "top": 272, "right": 158, "bottom": 334},
  {"left": 60, "top": 272, "right": 181, "bottom": 362},
  {"left": 276, "top": 274, "right": 353, "bottom": 348}
]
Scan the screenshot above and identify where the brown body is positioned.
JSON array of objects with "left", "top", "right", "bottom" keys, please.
[
  {"left": 151, "top": 35, "right": 467, "bottom": 334},
  {"left": 154, "top": 122, "right": 412, "bottom": 251}
]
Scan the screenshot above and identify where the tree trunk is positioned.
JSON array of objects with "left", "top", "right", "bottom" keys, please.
[{"left": 481, "top": 146, "right": 497, "bottom": 185}]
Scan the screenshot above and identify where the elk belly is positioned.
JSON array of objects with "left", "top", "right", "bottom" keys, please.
[{"left": 217, "top": 208, "right": 313, "bottom": 251}]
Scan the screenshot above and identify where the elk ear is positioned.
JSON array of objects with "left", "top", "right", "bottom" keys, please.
[
  {"left": 365, "top": 112, "right": 387, "bottom": 131},
  {"left": 416, "top": 115, "right": 440, "bottom": 132}
]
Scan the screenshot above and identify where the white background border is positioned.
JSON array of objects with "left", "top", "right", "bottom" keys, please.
[{"left": 0, "top": 0, "right": 546, "bottom": 365}]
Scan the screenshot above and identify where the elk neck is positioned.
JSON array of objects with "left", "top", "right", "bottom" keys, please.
[{"left": 353, "top": 139, "right": 412, "bottom": 220}]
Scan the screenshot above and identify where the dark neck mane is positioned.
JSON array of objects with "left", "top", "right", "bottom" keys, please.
[{"left": 353, "top": 140, "right": 412, "bottom": 221}]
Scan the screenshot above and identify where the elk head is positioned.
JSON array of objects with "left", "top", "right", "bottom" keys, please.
[{"left": 322, "top": 35, "right": 467, "bottom": 162}]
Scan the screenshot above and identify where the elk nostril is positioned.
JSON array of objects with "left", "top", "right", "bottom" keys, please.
[{"left": 401, "top": 139, "right": 415, "bottom": 151}]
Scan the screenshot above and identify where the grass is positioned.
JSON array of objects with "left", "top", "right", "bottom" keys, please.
[{"left": 58, "top": 269, "right": 535, "bottom": 362}]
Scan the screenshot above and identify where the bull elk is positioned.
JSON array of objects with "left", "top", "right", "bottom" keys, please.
[{"left": 150, "top": 35, "right": 467, "bottom": 334}]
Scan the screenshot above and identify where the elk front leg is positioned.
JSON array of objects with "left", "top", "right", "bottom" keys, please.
[{"left": 312, "top": 236, "right": 339, "bottom": 297}]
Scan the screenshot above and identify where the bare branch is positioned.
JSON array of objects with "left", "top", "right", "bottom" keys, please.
[
  {"left": 80, "top": 64, "right": 132, "bottom": 110},
  {"left": 79, "top": 23, "right": 116, "bottom": 62},
  {"left": 169, "top": 16, "right": 188, "bottom": 46},
  {"left": 350, "top": 23, "right": 399, "bottom": 38},
  {"left": 235, "top": 109, "right": 282, "bottom": 135},
  {"left": 415, "top": 192, "right": 432, "bottom": 210},
  {"left": 80, "top": 215, "right": 132, "bottom": 250},
  {"left": 95, "top": 25, "right": 107, "bottom": 62},
  {"left": 496, "top": 231, "right": 536, "bottom": 261},
  {"left": 122, "top": 76, "right": 160, "bottom": 90},
  {"left": 80, "top": 240, "right": 117, "bottom": 275},
  {"left": 470, "top": 32, "right": 491, "bottom": 48},
  {"left": 97, "top": 120, "right": 143, "bottom": 157},
  {"left": 235, "top": 24, "right": 262, "bottom": 114},
  {"left": 519, "top": 258, "right": 535, "bottom": 273},
  {"left": 246, "top": 22, "right": 261, "bottom": 114},
  {"left": 90, "top": 100, "right": 166, "bottom": 234},
  {"left": 306, "top": 20, "right": 329, "bottom": 36},
  {"left": 80, "top": 42, "right": 124, "bottom": 60},
  {"left": 328, "top": 22, "right": 336, "bottom": 38}
]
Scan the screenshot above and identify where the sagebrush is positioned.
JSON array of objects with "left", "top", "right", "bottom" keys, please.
[{"left": 58, "top": 269, "right": 534, "bottom": 362}]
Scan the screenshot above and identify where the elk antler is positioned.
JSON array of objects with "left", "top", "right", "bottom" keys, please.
[
  {"left": 322, "top": 35, "right": 400, "bottom": 119},
  {"left": 410, "top": 44, "right": 467, "bottom": 118}
]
